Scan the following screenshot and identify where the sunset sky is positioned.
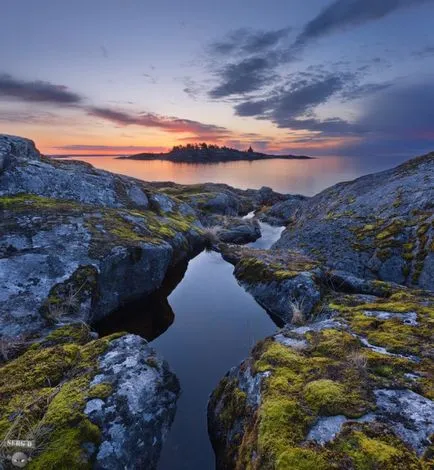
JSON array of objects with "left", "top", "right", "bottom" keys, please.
[{"left": 1, "top": 0, "right": 434, "bottom": 157}]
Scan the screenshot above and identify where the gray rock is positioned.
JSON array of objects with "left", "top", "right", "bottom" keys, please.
[
  {"left": 0, "top": 135, "right": 204, "bottom": 339},
  {"left": 363, "top": 309, "right": 418, "bottom": 326},
  {"left": 375, "top": 389, "right": 434, "bottom": 456},
  {"left": 307, "top": 413, "right": 375, "bottom": 445},
  {"left": 0, "top": 135, "right": 151, "bottom": 210},
  {"left": 221, "top": 245, "right": 323, "bottom": 323},
  {"left": 87, "top": 335, "right": 180, "bottom": 470},
  {"left": 274, "top": 152, "right": 434, "bottom": 290},
  {"left": 258, "top": 195, "right": 307, "bottom": 226},
  {"left": 217, "top": 218, "right": 262, "bottom": 245}
]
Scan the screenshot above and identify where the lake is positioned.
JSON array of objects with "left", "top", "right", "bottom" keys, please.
[{"left": 67, "top": 155, "right": 408, "bottom": 197}]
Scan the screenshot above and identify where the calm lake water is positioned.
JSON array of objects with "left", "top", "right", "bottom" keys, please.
[
  {"left": 96, "top": 224, "right": 282, "bottom": 470},
  {"left": 89, "top": 155, "right": 406, "bottom": 469},
  {"left": 68, "top": 155, "right": 408, "bottom": 197}
]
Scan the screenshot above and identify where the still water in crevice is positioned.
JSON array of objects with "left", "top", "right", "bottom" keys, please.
[{"left": 95, "top": 224, "right": 282, "bottom": 469}]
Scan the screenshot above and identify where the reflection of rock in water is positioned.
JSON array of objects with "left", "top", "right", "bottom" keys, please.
[{"left": 94, "top": 259, "right": 189, "bottom": 341}]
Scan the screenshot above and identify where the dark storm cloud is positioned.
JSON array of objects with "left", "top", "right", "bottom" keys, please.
[
  {"left": 87, "top": 106, "right": 230, "bottom": 136},
  {"left": 318, "top": 79, "right": 434, "bottom": 155},
  {"left": 0, "top": 74, "right": 83, "bottom": 104},
  {"left": 210, "top": 27, "right": 291, "bottom": 55},
  {"left": 340, "top": 81, "right": 392, "bottom": 101},
  {"left": 294, "top": 0, "right": 434, "bottom": 48}
]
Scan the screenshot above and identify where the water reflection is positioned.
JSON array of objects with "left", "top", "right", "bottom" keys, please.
[
  {"left": 94, "top": 260, "right": 188, "bottom": 341},
  {"left": 67, "top": 155, "right": 408, "bottom": 197}
]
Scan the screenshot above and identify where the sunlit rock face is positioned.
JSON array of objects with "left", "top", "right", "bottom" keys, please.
[
  {"left": 0, "top": 135, "right": 204, "bottom": 339},
  {"left": 274, "top": 152, "right": 434, "bottom": 290}
]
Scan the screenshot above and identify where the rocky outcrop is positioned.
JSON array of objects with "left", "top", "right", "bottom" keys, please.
[
  {"left": 147, "top": 182, "right": 287, "bottom": 219},
  {"left": 0, "top": 325, "right": 178, "bottom": 469},
  {"left": 274, "top": 152, "right": 434, "bottom": 290},
  {"left": 208, "top": 281, "right": 434, "bottom": 469},
  {"left": 257, "top": 195, "right": 307, "bottom": 226},
  {"left": 0, "top": 135, "right": 204, "bottom": 339},
  {"left": 203, "top": 216, "right": 262, "bottom": 245},
  {"left": 220, "top": 245, "right": 324, "bottom": 324}
]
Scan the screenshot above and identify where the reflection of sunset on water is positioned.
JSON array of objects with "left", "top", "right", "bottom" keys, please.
[{"left": 68, "top": 155, "right": 408, "bottom": 196}]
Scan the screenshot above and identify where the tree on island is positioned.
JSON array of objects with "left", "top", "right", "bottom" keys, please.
[{"left": 247, "top": 146, "right": 254, "bottom": 153}]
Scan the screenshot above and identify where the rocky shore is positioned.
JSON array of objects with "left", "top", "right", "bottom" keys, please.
[
  {"left": 209, "top": 152, "right": 434, "bottom": 469},
  {"left": 1, "top": 135, "right": 433, "bottom": 469},
  {"left": 0, "top": 135, "right": 289, "bottom": 468}
]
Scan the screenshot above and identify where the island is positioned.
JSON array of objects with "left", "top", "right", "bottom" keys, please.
[{"left": 118, "top": 143, "right": 311, "bottom": 163}]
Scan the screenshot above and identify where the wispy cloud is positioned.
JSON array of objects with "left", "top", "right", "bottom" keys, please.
[
  {"left": 233, "top": 68, "right": 388, "bottom": 136},
  {"left": 0, "top": 74, "right": 83, "bottom": 104},
  {"left": 209, "top": 56, "right": 279, "bottom": 98},
  {"left": 207, "top": 0, "right": 432, "bottom": 100},
  {"left": 294, "top": 0, "right": 434, "bottom": 49},
  {"left": 54, "top": 144, "right": 167, "bottom": 153},
  {"left": 86, "top": 106, "right": 230, "bottom": 136},
  {"left": 210, "top": 27, "right": 291, "bottom": 56},
  {"left": 412, "top": 45, "right": 434, "bottom": 58}
]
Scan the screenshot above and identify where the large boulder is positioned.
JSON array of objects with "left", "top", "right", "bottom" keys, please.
[
  {"left": 274, "top": 152, "right": 434, "bottom": 290},
  {"left": 208, "top": 282, "right": 434, "bottom": 469},
  {"left": 0, "top": 135, "right": 204, "bottom": 339},
  {"left": 0, "top": 325, "right": 179, "bottom": 469}
]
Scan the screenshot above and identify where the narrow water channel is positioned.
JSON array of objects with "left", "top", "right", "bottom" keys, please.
[{"left": 96, "top": 221, "right": 283, "bottom": 469}]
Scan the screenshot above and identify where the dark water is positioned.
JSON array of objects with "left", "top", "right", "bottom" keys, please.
[{"left": 96, "top": 225, "right": 282, "bottom": 470}]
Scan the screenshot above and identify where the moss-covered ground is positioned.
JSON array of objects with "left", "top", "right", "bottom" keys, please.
[
  {"left": 212, "top": 285, "right": 434, "bottom": 470},
  {"left": 0, "top": 324, "right": 123, "bottom": 469},
  {"left": 0, "top": 193, "right": 202, "bottom": 259}
]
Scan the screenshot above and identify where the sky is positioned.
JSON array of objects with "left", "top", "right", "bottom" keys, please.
[{"left": 1, "top": 0, "right": 434, "bottom": 157}]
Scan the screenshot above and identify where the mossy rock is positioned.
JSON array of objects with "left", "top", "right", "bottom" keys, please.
[
  {"left": 210, "top": 284, "right": 434, "bottom": 469},
  {"left": 0, "top": 324, "right": 122, "bottom": 469}
]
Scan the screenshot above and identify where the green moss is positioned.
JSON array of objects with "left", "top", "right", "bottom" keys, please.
[
  {"left": 332, "top": 423, "right": 422, "bottom": 470},
  {"left": 337, "top": 293, "right": 434, "bottom": 357},
  {"left": 218, "top": 379, "right": 248, "bottom": 432},
  {"left": 376, "top": 220, "right": 404, "bottom": 241},
  {"left": 238, "top": 336, "right": 373, "bottom": 468},
  {"left": 0, "top": 326, "right": 122, "bottom": 468},
  {"left": 216, "top": 284, "right": 432, "bottom": 469},
  {"left": 0, "top": 194, "right": 80, "bottom": 212},
  {"left": 304, "top": 380, "right": 345, "bottom": 415},
  {"left": 276, "top": 448, "right": 329, "bottom": 470},
  {"left": 258, "top": 398, "right": 313, "bottom": 459},
  {"left": 87, "top": 382, "right": 113, "bottom": 399},
  {"left": 235, "top": 253, "right": 318, "bottom": 284}
]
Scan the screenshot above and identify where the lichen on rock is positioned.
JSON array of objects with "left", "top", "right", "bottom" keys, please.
[
  {"left": 208, "top": 277, "right": 434, "bottom": 469},
  {"left": 0, "top": 325, "right": 179, "bottom": 469}
]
